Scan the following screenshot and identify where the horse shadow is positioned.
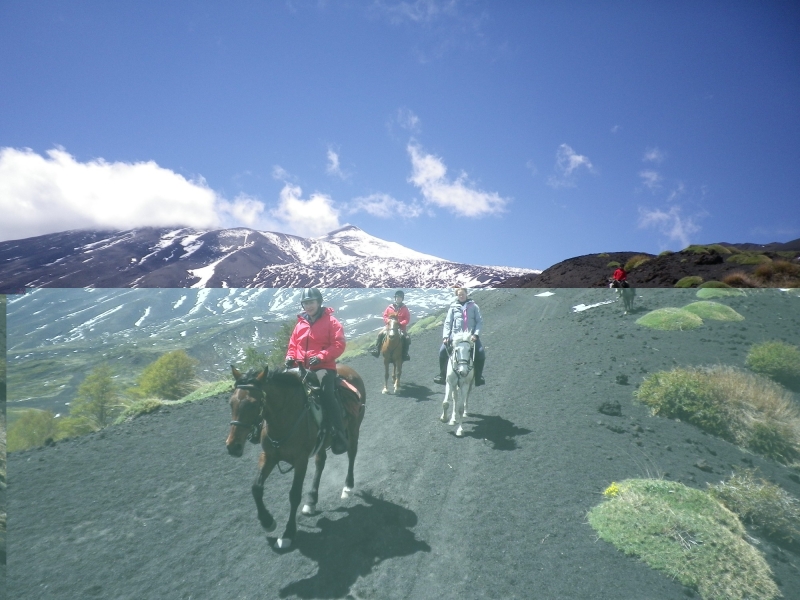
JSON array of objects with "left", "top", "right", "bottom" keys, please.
[
  {"left": 394, "top": 383, "right": 436, "bottom": 402},
  {"left": 456, "top": 413, "right": 532, "bottom": 451},
  {"left": 277, "top": 491, "right": 431, "bottom": 598}
]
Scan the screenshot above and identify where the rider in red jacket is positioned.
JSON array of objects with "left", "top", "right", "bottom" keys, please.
[
  {"left": 371, "top": 290, "right": 411, "bottom": 361},
  {"left": 612, "top": 266, "right": 629, "bottom": 288},
  {"left": 285, "top": 288, "right": 348, "bottom": 454}
]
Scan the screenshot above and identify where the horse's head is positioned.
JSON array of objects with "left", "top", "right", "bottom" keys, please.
[
  {"left": 386, "top": 312, "right": 401, "bottom": 338},
  {"left": 449, "top": 331, "right": 475, "bottom": 378},
  {"left": 226, "top": 365, "right": 268, "bottom": 457}
]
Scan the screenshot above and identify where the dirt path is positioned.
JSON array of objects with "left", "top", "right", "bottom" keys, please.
[{"left": 8, "top": 289, "right": 800, "bottom": 599}]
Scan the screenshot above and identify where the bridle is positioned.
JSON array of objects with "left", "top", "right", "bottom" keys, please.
[
  {"left": 229, "top": 382, "right": 265, "bottom": 442},
  {"left": 447, "top": 336, "right": 475, "bottom": 379}
]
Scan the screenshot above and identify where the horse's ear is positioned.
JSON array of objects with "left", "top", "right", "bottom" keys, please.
[
  {"left": 231, "top": 365, "right": 243, "bottom": 380},
  {"left": 256, "top": 367, "right": 268, "bottom": 381}
]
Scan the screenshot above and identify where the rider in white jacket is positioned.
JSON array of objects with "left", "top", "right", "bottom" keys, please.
[{"left": 433, "top": 288, "right": 486, "bottom": 386}]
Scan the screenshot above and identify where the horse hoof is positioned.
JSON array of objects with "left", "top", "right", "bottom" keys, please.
[
  {"left": 262, "top": 519, "right": 277, "bottom": 534},
  {"left": 382, "top": 388, "right": 388, "bottom": 394},
  {"left": 440, "top": 415, "right": 447, "bottom": 423},
  {"left": 276, "top": 537, "right": 292, "bottom": 549},
  {"left": 456, "top": 427, "right": 463, "bottom": 437},
  {"left": 448, "top": 420, "right": 456, "bottom": 426},
  {"left": 301, "top": 504, "right": 316, "bottom": 516},
  {"left": 462, "top": 411, "right": 468, "bottom": 418},
  {"left": 342, "top": 486, "right": 353, "bottom": 499}
]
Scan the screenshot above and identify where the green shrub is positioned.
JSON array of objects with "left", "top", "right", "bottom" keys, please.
[
  {"left": 722, "top": 272, "right": 759, "bottom": 288},
  {"left": 658, "top": 250, "right": 674, "bottom": 257},
  {"left": 265, "top": 320, "right": 297, "bottom": 369},
  {"left": 636, "top": 307, "right": 704, "bottom": 330},
  {"left": 727, "top": 253, "right": 772, "bottom": 265},
  {"left": 635, "top": 369, "right": 731, "bottom": 438},
  {"left": 624, "top": 254, "right": 651, "bottom": 270},
  {"left": 606, "top": 261, "right": 620, "bottom": 268},
  {"left": 588, "top": 478, "right": 779, "bottom": 600},
  {"left": 696, "top": 288, "right": 745, "bottom": 300},
  {"left": 132, "top": 350, "right": 198, "bottom": 400},
  {"left": 114, "top": 398, "right": 164, "bottom": 424},
  {"left": 697, "top": 281, "right": 731, "bottom": 288},
  {"left": 682, "top": 301, "right": 744, "bottom": 322},
  {"left": 242, "top": 347, "right": 270, "bottom": 371},
  {"left": 675, "top": 276, "right": 703, "bottom": 288},
  {"left": 745, "top": 341, "right": 800, "bottom": 388},
  {"left": 635, "top": 366, "right": 800, "bottom": 463},
  {"left": 179, "top": 379, "right": 234, "bottom": 402},
  {"left": 56, "top": 415, "right": 99, "bottom": 439},
  {"left": 70, "top": 363, "right": 125, "bottom": 427},
  {"left": 597, "top": 252, "right": 610, "bottom": 258},
  {"left": 709, "top": 470, "right": 800, "bottom": 546}
]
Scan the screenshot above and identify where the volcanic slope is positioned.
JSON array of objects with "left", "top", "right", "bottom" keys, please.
[{"left": 7, "top": 289, "right": 800, "bottom": 599}]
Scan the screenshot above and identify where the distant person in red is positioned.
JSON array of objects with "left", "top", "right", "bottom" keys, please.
[
  {"left": 285, "top": 288, "right": 348, "bottom": 454},
  {"left": 612, "top": 266, "right": 629, "bottom": 288},
  {"left": 371, "top": 290, "right": 411, "bottom": 361}
]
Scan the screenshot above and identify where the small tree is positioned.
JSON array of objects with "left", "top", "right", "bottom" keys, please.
[
  {"left": 7, "top": 409, "right": 59, "bottom": 451},
  {"left": 136, "top": 350, "right": 198, "bottom": 400},
  {"left": 243, "top": 347, "right": 270, "bottom": 371},
  {"left": 71, "top": 363, "right": 122, "bottom": 427},
  {"left": 267, "top": 320, "right": 297, "bottom": 369}
]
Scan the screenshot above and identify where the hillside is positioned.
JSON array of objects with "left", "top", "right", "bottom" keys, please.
[{"left": 6, "top": 288, "right": 800, "bottom": 599}]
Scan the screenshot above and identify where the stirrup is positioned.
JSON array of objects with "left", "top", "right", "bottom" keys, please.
[{"left": 433, "top": 374, "right": 445, "bottom": 385}]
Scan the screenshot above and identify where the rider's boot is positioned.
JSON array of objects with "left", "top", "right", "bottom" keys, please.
[
  {"left": 474, "top": 353, "right": 486, "bottom": 387},
  {"left": 433, "top": 350, "right": 447, "bottom": 385},
  {"left": 370, "top": 332, "right": 383, "bottom": 357},
  {"left": 403, "top": 336, "right": 411, "bottom": 361},
  {"left": 319, "top": 373, "right": 348, "bottom": 455}
]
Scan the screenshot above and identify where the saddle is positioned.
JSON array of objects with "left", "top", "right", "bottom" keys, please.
[{"left": 288, "top": 367, "right": 363, "bottom": 427}]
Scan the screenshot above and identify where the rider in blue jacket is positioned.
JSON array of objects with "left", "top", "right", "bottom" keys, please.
[{"left": 433, "top": 287, "right": 486, "bottom": 386}]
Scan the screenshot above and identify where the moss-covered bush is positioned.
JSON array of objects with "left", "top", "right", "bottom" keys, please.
[
  {"left": 588, "top": 478, "right": 779, "bottom": 600},
  {"left": 696, "top": 288, "right": 745, "bottom": 299},
  {"left": 675, "top": 276, "right": 703, "bottom": 288},
  {"left": 606, "top": 261, "right": 620, "bottom": 268},
  {"left": 682, "top": 301, "right": 744, "bottom": 322},
  {"left": 114, "top": 398, "right": 164, "bottom": 424},
  {"left": 697, "top": 281, "right": 731, "bottom": 288},
  {"left": 636, "top": 307, "right": 704, "bottom": 330},
  {"left": 745, "top": 341, "right": 800, "bottom": 388},
  {"left": 727, "top": 253, "right": 772, "bottom": 266}
]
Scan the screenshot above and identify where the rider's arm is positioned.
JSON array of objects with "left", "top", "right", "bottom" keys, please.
[
  {"left": 320, "top": 317, "right": 346, "bottom": 363},
  {"left": 471, "top": 304, "right": 483, "bottom": 337},
  {"left": 286, "top": 323, "right": 300, "bottom": 361},
  {"left": 442, "top": 306, "right": 454, "bottom": 340},
  {"left": 398, "top": 306, "right": 410, "bottom": 328}
]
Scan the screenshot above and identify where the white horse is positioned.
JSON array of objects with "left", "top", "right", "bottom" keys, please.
[{"left": 440, "top": 331, "right": 475, "bottom": 437}]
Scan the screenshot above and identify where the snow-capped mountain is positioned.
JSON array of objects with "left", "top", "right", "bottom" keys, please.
[
  {"left": 0, "top": 225, "right": 537, "bottom": 292},
  {"left": 7, "top": 287, "right": 457, "bottom": 412}
]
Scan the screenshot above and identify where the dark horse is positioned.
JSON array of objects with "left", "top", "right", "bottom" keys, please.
[
  {"left": 609, "top": 279, "right": 636, "bottom": 314},
  {"left": 381, "top": 311, "right": 404, "bottom": 395},
  {"left": 226, "top": 364, "right": 366, "bottom": 549}
]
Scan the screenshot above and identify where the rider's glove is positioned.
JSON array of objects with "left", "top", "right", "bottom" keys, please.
[
  {"left": 308, "top": 356, "right": 321, "bottom": 366},
  {"left": 285, "top": 358, "right": 297, "bottom": 368}
]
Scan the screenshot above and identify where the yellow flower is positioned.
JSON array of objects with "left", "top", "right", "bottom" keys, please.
[{"left": 604, "top": 482, "right": 622, "bottom": 498}]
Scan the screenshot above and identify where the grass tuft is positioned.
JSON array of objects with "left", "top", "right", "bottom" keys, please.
[
  {"left": 588, "top": 478, "right": 780, "bottom": 600},
  {"left": 635, "top": 366, "right": 800, "bottom": 463},
  {"left": 636, "top": 307, "right": 704, "bottom": 331},
  {"left": 113, "top": 398, "right": 165, "bottom": 424},
  {"left": 727, "top": 253, "right": 772, "bottom": 266},
  {"left": 697, "top": 281, "right": 731, "bottom": 288},
  {"left": 606, "top": 261, "right": 620, "bottom": 268},
  {"left": 709, "top": 470, "right": 800, "bottom": 547},
  {"left": 624, "top": 254, "right": 651, "bottom": 270},
  {"left": 722, "top": 272, "right": 760, "bottom": 288}
]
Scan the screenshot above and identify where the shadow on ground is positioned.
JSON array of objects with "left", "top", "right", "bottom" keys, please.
[
  {"left": 278, "top": 491, "right": 431, "bottom": 598},
  {"left": 395, "top": 383, "right": 437, "bottom": 402},
  {"left": 457, "top": 413, "right": 532, "bottom": 450}
]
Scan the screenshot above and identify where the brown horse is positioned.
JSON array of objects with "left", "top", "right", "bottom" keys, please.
[
  {"left": 226, "top": 364, "right": 366, "bottom": 549},
  {"left": 381, "top": 312, "right": 404, "bottom": 395}
]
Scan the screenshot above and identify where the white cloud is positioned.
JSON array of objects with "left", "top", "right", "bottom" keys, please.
[
  {"left": 643, "top": 147, "right": 665, "bottom": 163},
  {"left": 407, "top": 143, "right": 508, "bottom": 217},
  {"left": 270, "top": 183, "right": 341, "bottom": 238},
  {"left": 0, "top": 147, "right": 222, "bottom": 242},
  {"left": 525, "top": 159, "right": 538, "bottom": 177},
  {"left": 637, "top": 205, "right": 701, "bottom": 248},
  {"left": 348, "top": 193, "right": 425, "bottom": 218},
  {"left": 271, "top": 165, "right": 291, "bottom": 181},
  {"left": 325, "top": 148, "right": 348, "bottom": 179},
  {"left": 547, "top": 143, "right": 594, "bottom": 188},
  {"left": 639, "top": 169, "right": 662, "bottom": 191},
  {"left": 397, "top": 108, "right": 421, "bottom": 132},
  {"left": 373, "top": 0, "right": 459, "bottom": 24}
]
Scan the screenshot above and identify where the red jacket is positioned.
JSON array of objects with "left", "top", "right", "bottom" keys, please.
[
  {"left": 286, "top": 307, "right": 346, "bottom": 370},
  {"left": 383, "top": 303, "right": 410, "bottom": 332},
  {"left": 613, "top": 268, "right": 627, "bottom": 281}
]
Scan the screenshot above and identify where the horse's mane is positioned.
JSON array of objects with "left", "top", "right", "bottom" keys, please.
[
  {"left": 266, "top": 368, "right": 306, "bottom": 391},
  {"left": 451, "top": 331, "right": 473, "bottom": 344}
]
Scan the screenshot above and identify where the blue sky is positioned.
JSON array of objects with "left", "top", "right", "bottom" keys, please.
[{"left": 1, "top": 1, "right": 798, "bottom": 270}]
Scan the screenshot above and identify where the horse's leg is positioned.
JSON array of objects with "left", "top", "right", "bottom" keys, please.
[
  {"left": 342, "top": 415, "right": 359, "bottom": 499},
  {"left": 448, "top": 382, "right": 458, "bottom": 426},
  {"left": 462, "top": 378, "right": 470, "bottom": 418},
  {"left": 302, "top": 449, "right": 327, "bottom": 516},
  {"left": 277, "top": 459, "right": 309, "bottom": 549},
  {"left": 382, "top": 358, "right": 390, "bottom": 394},
  {"left": 252, "top": 452, "right": 279, "bottom": 533},
  {"left": 440, "top": 381, "right": 451, "bottom": 422},
  {"left": 393, "top": 359, "right": 401, "bottom": 394}
]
